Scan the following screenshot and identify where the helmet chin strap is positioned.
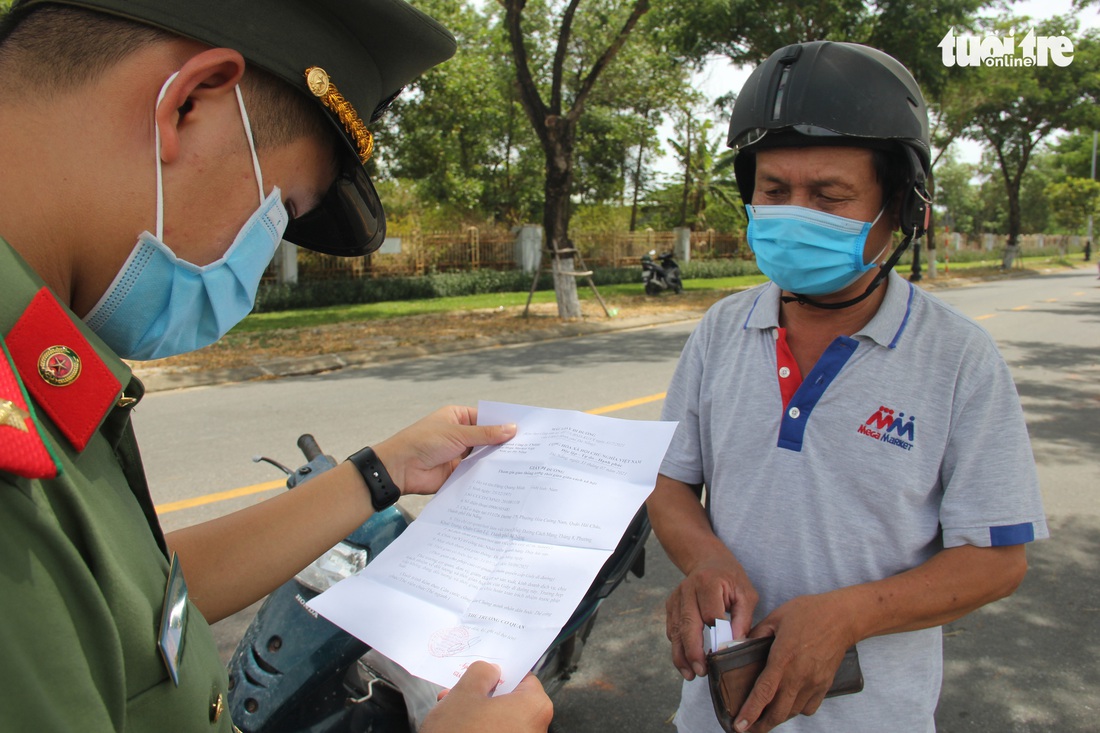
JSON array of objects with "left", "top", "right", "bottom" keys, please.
[{"left": 780, "top": 233, "right": 915, "bottom": 310}]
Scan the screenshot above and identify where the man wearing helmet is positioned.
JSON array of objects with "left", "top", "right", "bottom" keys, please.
[
  {"left": 648, "top": 42, "right": 1047, "bottom": 733},
  {"left": 0, "top": 2, "right": 551, "bottom": 730}
]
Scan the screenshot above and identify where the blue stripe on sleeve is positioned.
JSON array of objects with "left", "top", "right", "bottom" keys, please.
[{"left": 990, "top": 522, "right": 1035, "bottom": 546}]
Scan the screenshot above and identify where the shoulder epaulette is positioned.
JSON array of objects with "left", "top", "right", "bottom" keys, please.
[{"left": 5, "top": 288, "right": 122, "bottom": 454}]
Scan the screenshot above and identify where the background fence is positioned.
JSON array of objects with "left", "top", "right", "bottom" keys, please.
[
  {"left": 270, "top": 227, "right": 1087, "bottom": 284},
  {"left": 295, "top": 227, "right": 517, "bottom": 281},
  {"left": 276, "top": 226, "right": 750, "bottom": 283}
]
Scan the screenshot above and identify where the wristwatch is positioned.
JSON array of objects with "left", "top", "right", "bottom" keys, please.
[{"left": 347, "top": 446, "right": 401, "bottom": 511}]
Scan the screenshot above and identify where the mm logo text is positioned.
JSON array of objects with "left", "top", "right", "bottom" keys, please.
[
  {"left": 939, "top": 28, "right": 1074, "bottom": 68},
  {"left": 857, "top": 405, "right": 915, "bottom": 452}
]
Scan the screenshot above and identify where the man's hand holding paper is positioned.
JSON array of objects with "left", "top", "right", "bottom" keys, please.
[{"left": 308, "top": 400, "right": 676, "bottom": 692}]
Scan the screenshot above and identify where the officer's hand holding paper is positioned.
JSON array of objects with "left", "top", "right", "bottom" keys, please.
[{"left": 309, "top": 400, "right": 677, "bottom": 693}]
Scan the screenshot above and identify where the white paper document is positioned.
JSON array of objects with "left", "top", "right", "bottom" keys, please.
[
  {"left": 308, "top": 400, "right": 677, "bottom": 693},
  {"left": 703, "top": 617, "right": 736, "bottom": 654}
]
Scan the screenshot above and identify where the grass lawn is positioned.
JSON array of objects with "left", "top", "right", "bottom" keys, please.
[{"left": 235, "top": 274, "right": 771, "bottom": 333}]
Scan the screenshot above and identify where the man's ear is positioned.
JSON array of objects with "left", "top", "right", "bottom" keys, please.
[{"left": 156, "top": 48, "right": 246, "bottom": 164}]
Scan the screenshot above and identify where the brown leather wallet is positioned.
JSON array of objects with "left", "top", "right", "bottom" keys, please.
[{"left": 705, "top": 637, "right": 863, "bottom": 733}]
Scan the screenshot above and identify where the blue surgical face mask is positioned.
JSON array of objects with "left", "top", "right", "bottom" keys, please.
[
  {"left": 84, "top": 73, "right": 288, "bottom": 360},
  {"left": 746, "top": 204, "right": 887, "bottom": 296}
]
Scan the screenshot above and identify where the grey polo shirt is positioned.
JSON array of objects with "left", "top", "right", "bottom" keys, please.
[{"left": 659, "top": 271, "right": 1048, "bottom": 733}]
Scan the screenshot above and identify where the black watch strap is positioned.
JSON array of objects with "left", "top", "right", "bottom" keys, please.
[{"left": 347, "top": 446, "right": 401, "bottom": 511}]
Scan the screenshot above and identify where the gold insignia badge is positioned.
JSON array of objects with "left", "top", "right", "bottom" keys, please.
[
  {"left": 304, "top": 66, "right": 375, "bottom": 163},
  {"left": 306, "top": 66, "right": 330, "bottom": 97},
  {"left": 37, "top": 345, "right": 82, "bottom": 387},
  {"left": 0, "top": 399, "right": 31, "bottom": 433}
]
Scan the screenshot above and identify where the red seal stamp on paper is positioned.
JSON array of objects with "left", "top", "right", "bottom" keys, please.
[{"left": 429, "top": 626, "right": 475, "bottom": 658}]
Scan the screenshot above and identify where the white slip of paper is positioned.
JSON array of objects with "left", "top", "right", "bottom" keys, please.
[
  {"left": 308, "top": 400, "right": 678, "bottom": 693},
  {"left": 705, "top": 617, "right": 753, "bottom": 654}
]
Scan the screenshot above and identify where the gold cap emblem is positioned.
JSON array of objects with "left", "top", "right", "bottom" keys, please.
[
  {"left": 37, "top": 345, "right": 81, "bottom": 387},
  {"left": 306, "top": 67, "right": 330, "bottom": 97},
  {"left": 304, "top": 66, "right": 375, "bottom": 163}
]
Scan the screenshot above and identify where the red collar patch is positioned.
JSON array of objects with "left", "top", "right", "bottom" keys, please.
[
  {"left": 0, "top": 337, "right": 60, "bottom": 479},
  {"left": 5, "top": 288, "right": 122, "bottom": 452}
]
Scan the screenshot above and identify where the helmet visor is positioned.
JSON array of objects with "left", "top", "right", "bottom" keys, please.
[{"left": 729, "top": 124, "right": 854, "bottom": 154}]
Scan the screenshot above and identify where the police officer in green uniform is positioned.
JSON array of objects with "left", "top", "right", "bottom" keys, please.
[{"left": 0, "top": 1, "right": 553, "bottom": 730}]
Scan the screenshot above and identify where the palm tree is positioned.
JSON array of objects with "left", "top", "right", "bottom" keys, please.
[{"left": 667, "top": 119, "right": 742, "bottom": 230}]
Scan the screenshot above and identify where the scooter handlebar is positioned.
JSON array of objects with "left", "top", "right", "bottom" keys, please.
[{"left": 297, "top": 434, "right": 324, "bottom": 462}]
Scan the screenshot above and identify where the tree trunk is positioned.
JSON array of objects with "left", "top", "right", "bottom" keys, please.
[
  {"left": 986, "top": 134, "right": 1031, "bottom": 272},
  {"left": 1002, "top": 179, "right": 1022, "bottom": 269},
  {"left": 503, "top": 0, "right": 650, "bottom": 320},
  {"left": 551, "top": 251, "right": 582, "bottom": 319},
  {"left": 629, "top": 124, "right": 647, "bottom": 232},
  {"left": 679, "top": 113, "right": 692, "bottom": 227},
  {"left": 504, "top": 91, "right": 516, "bottom": 222},
  {"left": 543, "top": 116, "right": 583, "bottom": 320}
]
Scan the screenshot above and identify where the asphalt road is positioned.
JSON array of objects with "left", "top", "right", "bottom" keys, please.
[{"left": 136, "top": 268, "right": 1100, "bottom": 732}]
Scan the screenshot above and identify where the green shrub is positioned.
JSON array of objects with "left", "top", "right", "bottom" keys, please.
[
  {"left": 255, "top": 270, "right": 552, "bottom": 312},
  {"left": 681, "top": 259, "right": 760, "bottom": 279},
  {"left": 254, "top": 258, "right": 760, "bottom": 313}
]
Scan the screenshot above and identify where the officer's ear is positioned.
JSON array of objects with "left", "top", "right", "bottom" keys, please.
[{"left": 156, "top": 48, "right": 247, "bottom": 165}]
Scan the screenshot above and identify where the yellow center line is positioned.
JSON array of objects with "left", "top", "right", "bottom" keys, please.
[
  {"left": 156, "top": 479, "right": 286, "bottom": 515},
  {"left": 156, "top": 393, "right": 670, "bottom": 515},
  {"left": 976, "top": 314, "right": 996, "bottom": 320},
  {"left": 1010, "top": 305, "right": 1029, "bottom": 311},
  {"left": 586, "top": 392, "right": 667, "bottom": 415}
]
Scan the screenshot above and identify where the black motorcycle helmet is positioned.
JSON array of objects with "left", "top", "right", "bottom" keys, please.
[
  {"left": 727, "top": 41, "right": 932, "bottom": 240},
  {"left": 726, "top": 41, "right": 933, "bottom": 308}
]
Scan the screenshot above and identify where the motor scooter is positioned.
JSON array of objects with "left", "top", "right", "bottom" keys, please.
[
  {"left": 227, "top": 434, "right": 650, "bottom": 732},
  {"left": 641, "top": 250, "right": 683, "bottom": 295}
]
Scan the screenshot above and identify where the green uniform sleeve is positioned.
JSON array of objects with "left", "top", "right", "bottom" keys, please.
[{"left": 0, "top": 475, "right": 125, "bottom": 731}]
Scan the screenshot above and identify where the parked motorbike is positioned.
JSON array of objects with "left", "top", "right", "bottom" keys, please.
[
  {"left": 227, "top": 434, "right": 651, "bottom": 732},
  {"left": 641, "top": 250, "right": 683, "bottom": 295}
]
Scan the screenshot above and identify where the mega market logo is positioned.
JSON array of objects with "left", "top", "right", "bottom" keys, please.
[{"left": 857, "top": 406, "right": 916, "bottom": 452}]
